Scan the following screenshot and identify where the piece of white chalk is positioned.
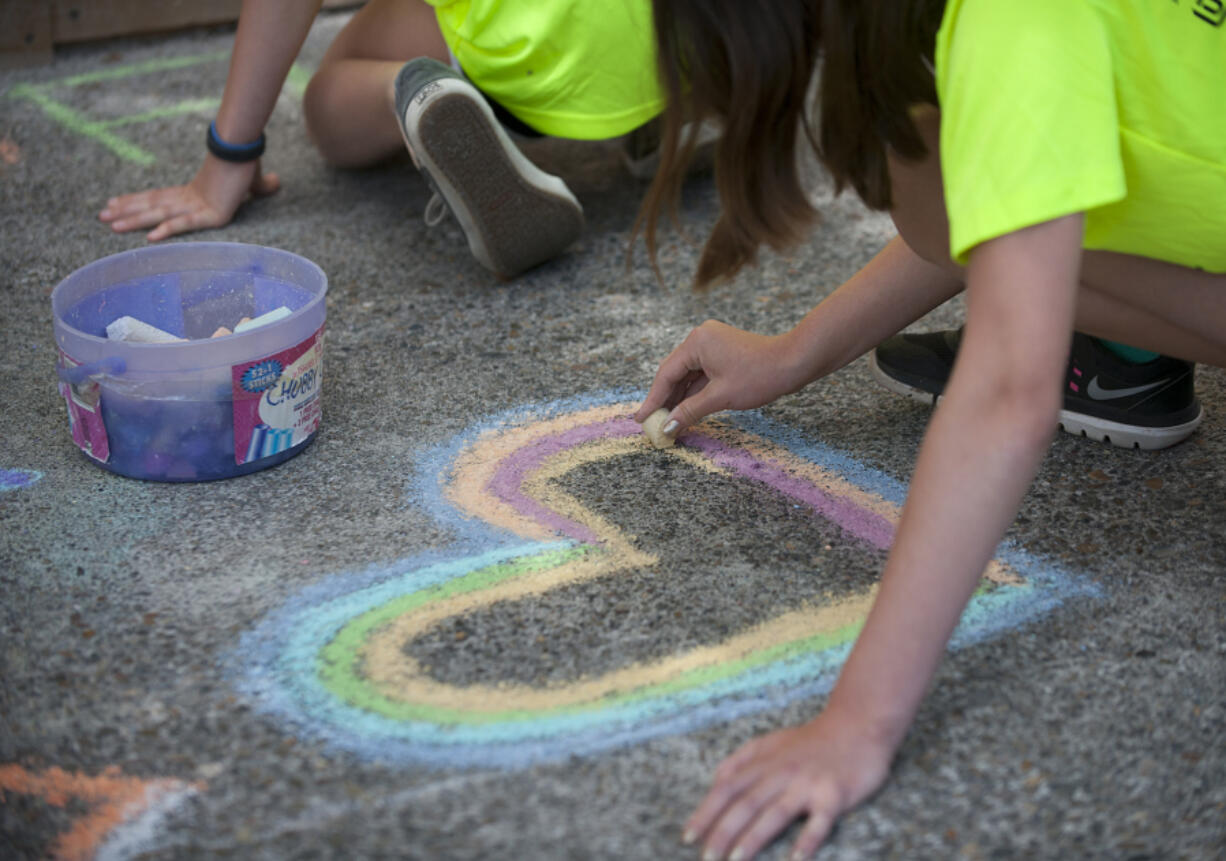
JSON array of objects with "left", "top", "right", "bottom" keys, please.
[
  {"left": 210, "top": 326, "right": 233, "bottom": 339},
  {"left": 105, "top": 316, "right": 184, "bottom": 343},
  {"left": 641, "top": 408, "right": 676, "bottom": 449},
  {"left": 234, "top": 306, "right": 292, "bottom": 334}
]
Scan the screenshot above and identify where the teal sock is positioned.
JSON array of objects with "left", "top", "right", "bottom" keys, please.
[{"left": 1096, "top": 338, "right": 1160, "bottom": 364}]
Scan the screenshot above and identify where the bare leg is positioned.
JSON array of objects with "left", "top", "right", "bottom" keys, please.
[
  {"left": 303, "top": 0, "right": 449, "bottom": 167},
  {"left": 888, "top": 106, "right": 1226, "bottom": 369},
  {"left": 1077, "top": 254, "right": 1226, "bottom": 367}
]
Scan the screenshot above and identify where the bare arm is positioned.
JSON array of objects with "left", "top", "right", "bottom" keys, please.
[
  {"left": 826, "top": 215, "right": 1081, "bottom": 745},
  {"left": 99, "top": 0, "right": 323, "bottom": 239},
  {"left": 213, "top": 0, "right": 324, "bottom": 144},
  {"left": 785, "top": 233, "right": 964, "bottom": 380},
  {"left": 634, "top": 234, "right": 962, "bottom": 431},
  {"left": 687, "top": 215, "right": 1085, "bottom": 861}
]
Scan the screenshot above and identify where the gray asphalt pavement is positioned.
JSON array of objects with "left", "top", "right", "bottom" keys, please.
[{"left": 1, "top": 11, "right": 1224, "bottom": 860}]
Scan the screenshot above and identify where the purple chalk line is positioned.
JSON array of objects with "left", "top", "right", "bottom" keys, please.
[
  {"left": 0, "top": 468, "right": 41, "bottom": 491},
  {"left": 684, "top": 434, "right": 895, "bottom": 550},
  {"left": 484, "top": 418, "right": 638, "bottom": 543},
  {"left": 482, "top": 419, "right": 893, "bottom": 550}
]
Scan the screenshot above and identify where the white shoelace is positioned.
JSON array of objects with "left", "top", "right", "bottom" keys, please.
[{"left": 423, "top": 193, "right": 449, "bottom": 227}]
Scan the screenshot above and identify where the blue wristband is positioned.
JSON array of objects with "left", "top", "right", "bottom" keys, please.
[{"left": 206, "top": 120, "right": 266, "bottom": 162}]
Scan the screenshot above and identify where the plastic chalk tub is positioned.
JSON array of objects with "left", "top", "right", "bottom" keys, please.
[{"left": 51, "top": 242, "right": 327, "bottom": 482}]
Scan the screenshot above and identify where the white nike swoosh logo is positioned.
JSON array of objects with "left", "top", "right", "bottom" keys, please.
[{"left": 1086, "top": 376, "right": 1169, "bottom": 401}]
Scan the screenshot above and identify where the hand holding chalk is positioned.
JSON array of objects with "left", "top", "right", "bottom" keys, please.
[
  {"left": 641, "top": 409, "right": 676, "bottom": 449},
  {"left": 634, "top": 320, "right": 807, "bottom": 436}
]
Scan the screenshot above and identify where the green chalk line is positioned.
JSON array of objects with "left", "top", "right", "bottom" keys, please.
[
  {"left": 48, "top": 51, "right": 231, "bottom": 90},
  {"left": 99, "top": 98, "right": 220, "bottom": 129},
  {"left": 6, "top": 52, "right": 313, "bottom": 166},
  {"left": 330, "top": 612, "right": 864, "bottom": 727},
  {"left": 316, "top": 541, "right": 870, "bottom": 725},
  {"left": 318, "top": 545, "right": 596, "bottom": 703},
  {"left": 285, "top": 63, "right": 312, "bottom": 99},
  {"left": 7, "top": 84, "right": 156, "bottom": 165}
]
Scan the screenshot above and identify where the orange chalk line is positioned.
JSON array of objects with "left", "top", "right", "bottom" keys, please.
[{"left": 0, "top": 764, "right": 201, "bottom": 861}]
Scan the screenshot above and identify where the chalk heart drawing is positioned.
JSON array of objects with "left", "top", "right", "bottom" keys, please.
[{"left": 236, "top": 391, "right": 1095, "bottom": 769}]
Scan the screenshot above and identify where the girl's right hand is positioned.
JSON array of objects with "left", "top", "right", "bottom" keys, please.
[
  {"left": 633, "top": 319, "right": 808, "bottom": 437},
  {"left": 98, "top": 154, "right": 280, "bottom": 241}
]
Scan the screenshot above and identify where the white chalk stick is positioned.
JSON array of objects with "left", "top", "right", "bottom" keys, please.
[
  {"left": 210, "top": 326, "right": 233, "bottom": 338},
  {"left": 105, "top": 315, "right": 184, "bottom": 343},
  {"left": 641, "top": 408, "right": 676, "bottom": 449},
  {"left": 234, "top": 306, "right": 292, "bottom": 334}
]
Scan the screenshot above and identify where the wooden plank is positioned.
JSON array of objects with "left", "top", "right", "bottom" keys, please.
[
  {"left": 0, "top": 1, "right": 54, "bottom": 68},
  {"left": 1, "top": 1, "right": 362, "bottom": 66},
  {"left": 50, "top": 0, "right": 361, "bottom": 44},
  {"left": 51, "top": 1, "right": 245, "bottom": 44}
]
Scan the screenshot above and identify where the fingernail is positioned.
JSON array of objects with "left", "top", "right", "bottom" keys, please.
[
  {"left": 701, "top": 849, "right": 718, "bottom": 861},
  {"left": 682, "top": 830, "right": 696, "bottom": 845},
  {"left": 662, "top": 420, "right": 679, "bottom": 436},
  {"left": 730, "top": 848, "right": 745, "bottom": 861}
]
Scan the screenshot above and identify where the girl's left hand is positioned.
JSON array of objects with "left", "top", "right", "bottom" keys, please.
[
  {"left": 99, "top": 155, "right": 279, "bottom": 241},
  {"left": 684, "top": 708, "right": 894, "bottom": 861}
]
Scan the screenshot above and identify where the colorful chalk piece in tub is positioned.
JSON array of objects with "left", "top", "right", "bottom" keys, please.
[{"left": 51, "top": 243, "right": 327, "bottom": 481}]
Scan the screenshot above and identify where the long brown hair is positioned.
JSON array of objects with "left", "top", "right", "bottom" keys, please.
[{"left": 636, "top": 0, "right": 945, "bottom": 289}]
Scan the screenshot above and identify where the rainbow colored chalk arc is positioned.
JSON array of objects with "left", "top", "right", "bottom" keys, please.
[{"left": 236, "top": 392, "right": 1095, "bottom": 769}]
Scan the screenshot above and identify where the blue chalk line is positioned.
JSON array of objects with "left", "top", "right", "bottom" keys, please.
[
  {"left": 230, "top": 391, "right": 1100, "bottom": 769},
  {"left": 0, "top": 468, "right": 43, "bottom": 491}
]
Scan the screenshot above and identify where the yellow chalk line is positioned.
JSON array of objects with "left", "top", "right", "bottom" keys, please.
[
  {"left": 364, "top": 409, "right": 1024, "bottom": 713},
  {"left": 444, "top": 402, "right": 632, "bottom": 540}
]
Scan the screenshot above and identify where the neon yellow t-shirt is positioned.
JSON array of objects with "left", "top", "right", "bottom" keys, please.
[
  {"left": 425, "top": 0, "right": 664, "bottom": 140},
  {"left": 935, "top": 0, "right": 1226, "bottom": 272}
]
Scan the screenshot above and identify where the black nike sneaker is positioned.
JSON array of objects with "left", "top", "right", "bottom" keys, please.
[{"left": 869, "top": 328, "right": 1202, "bottom": 450}]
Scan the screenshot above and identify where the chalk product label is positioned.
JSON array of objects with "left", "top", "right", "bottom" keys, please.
[
  {"left": 57, "top": 350, "right": 111, "bottom": 463},
  {"left": 231, "top": 326, "right": 324, "bottom": 465}
]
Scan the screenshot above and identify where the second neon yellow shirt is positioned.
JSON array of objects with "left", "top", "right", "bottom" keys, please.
[{"left": 425, "top": 0, "right": 665, "bottom": 140}]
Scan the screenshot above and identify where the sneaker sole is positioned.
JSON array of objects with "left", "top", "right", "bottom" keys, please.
[
  {"left": 401, "top": 78, "right": 583, "bottom": 278},
  {"left": 868, "top": 353, "right": 1202, "bottom": 451}
]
